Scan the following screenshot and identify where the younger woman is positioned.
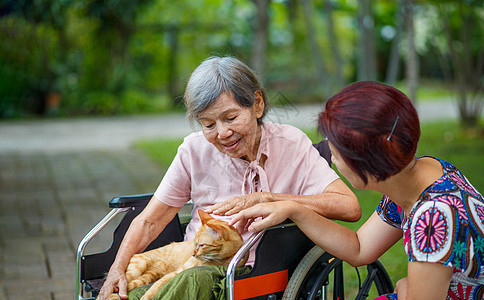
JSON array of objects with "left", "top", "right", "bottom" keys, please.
[{"left": 230, "top": 81, "right": 484, "bottom": 299}]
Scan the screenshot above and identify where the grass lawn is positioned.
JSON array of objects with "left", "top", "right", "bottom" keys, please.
[{"left": 135, "top": 120, "right": 483, "bottom": 296}]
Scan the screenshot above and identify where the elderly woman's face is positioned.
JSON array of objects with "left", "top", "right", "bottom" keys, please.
[{"left": 198, "top": 91, "right": 264, "bottom": 161}]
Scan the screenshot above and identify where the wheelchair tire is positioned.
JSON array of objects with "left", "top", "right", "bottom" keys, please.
[
  {"left": 282, "top": 246, "right": 332, "bottom": 300},
  {"left": 283, "top": 246, "right": 394, "bottom": 300}
]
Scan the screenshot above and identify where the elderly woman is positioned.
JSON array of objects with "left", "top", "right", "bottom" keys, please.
[
  {"left": 230, "top": 81, "right": 484, "bottom": 299},
  {"left": 97, "top": 56, "right": 360, "bottom": 300}
]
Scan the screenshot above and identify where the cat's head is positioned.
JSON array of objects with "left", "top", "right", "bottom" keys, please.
[{"left": 193, "top": 209, "right": 245, "bottom": 262}]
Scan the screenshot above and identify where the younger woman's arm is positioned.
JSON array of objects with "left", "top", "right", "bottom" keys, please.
[{"left": 230, "top": 201, "right": 401, "bottom": 266}]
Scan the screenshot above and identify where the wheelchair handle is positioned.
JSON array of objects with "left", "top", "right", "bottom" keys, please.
[
  {"left": 226, "top": 230, "right": 266, "bottom": 300},
  {"left": 76, "top": 207, "right": 130, "bottom": 299},
  {"left": 109, "top": 193, "right": 154, "bottom": 208}
]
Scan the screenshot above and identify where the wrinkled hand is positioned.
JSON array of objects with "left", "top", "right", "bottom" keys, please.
[
  {"left": 97, "top": 268, "right": 128, "bottom": 300},
  {"left": 206, "top": 192, "right": 273, "bottom": 216},
  {"left": 229, "top": 201, "right": 297, "bottom": 233}
]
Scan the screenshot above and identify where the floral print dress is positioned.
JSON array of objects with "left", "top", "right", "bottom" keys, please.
[{"left": 375, "top": 157, "right": 484, "bottom": 300}]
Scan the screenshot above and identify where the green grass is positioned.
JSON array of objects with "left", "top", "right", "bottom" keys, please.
[
  {"left": 394, "top": 80, "right": 456, "bottom": 101},
  {"left": 135, "top": 120, "right": 483, "bottom": 295},
  {"left": 135, "top": 138, "right": 183, "bottom": 171}
]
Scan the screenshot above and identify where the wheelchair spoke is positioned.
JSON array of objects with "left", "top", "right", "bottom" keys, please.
[{"left": 333, "top": 262, "right": 344, "bottom": 300}]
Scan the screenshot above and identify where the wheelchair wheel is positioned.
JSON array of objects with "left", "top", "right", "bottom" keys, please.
[{"left": 283, "top": 246, "right": 394, "bottom": 300}]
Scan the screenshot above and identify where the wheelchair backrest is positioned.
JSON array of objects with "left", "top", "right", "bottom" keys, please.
[{"left": 79, "top": 194, "right": 184, "bottom": 292}]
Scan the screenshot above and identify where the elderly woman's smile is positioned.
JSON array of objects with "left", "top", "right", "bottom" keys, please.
[
  {"left": 198, "top": 92, "right": 264, "bottom": 162},
  {"left": 223, "top": 139, "right": 240, "bottom": 150}
]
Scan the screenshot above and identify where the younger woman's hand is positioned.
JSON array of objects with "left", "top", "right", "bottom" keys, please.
[{"left": 229, "top": 201, "right": 298, "bottom": 233}]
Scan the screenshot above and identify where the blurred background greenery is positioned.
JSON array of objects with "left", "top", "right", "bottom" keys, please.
[
  {"left": 0, "top": 0, "right": 483, "bottom": 130},
  {"left": 1, "top": 0, "right": 481, "bottom": 296}
]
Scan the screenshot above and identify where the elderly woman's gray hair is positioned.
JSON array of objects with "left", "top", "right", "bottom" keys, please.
[{"left": 184, "top": 56, "right": 269, "bottom": 124}]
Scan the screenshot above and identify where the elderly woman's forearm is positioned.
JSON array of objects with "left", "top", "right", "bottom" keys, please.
[
  {"left": 111, "top": 201, "right": 180, "bottom": 271},
  {"left": 318, "top": 179, "right": 360, "bottom": 221},
  {"left": 298, "top": 193, "right": 360, "bottom": 222},
  {"left": 267, "top": 190, "right": 360, "bottom": 222},
  {"left": 314, "top": 193, "right": 360, "bottom": 221},
  {"left": 110, "top": 217, "right": 164, "bottom": 272}
]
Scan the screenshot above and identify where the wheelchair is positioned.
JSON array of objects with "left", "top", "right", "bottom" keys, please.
[{"left": 76, "top": 193, "right": 394, "bottom": 300}]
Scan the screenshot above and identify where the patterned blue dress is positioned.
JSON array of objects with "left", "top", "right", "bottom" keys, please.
[{"left": 375, "top": 157, "right": 484, "bottom": 299}]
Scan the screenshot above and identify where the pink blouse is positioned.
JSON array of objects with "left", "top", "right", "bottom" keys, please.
[{"left": 154, "top": 122, "right": 339, "bottom": 263}]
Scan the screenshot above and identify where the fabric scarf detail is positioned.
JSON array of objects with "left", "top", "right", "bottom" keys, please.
[{"left": 242, "top": 160, "right": 269, "bottom": 194}]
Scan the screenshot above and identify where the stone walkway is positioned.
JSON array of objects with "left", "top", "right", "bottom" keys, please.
[
  {"left": 0, "top": 151, "right": 165, "bottom": 299},
  {"left": 0, "top": 100, "right": 459, "bottom": 299}
]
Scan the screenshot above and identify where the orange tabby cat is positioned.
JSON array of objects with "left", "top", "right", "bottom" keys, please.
[{"left": 102, "top": 209, "right": 247, "bottom": 300}]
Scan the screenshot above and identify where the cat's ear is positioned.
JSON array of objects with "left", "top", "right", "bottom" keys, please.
[
  {"left": 198, "top": 209, "right": 214, "bottom": 224},
  {"left": 198, "top": 210, "right": 228, "bottom": 238}
]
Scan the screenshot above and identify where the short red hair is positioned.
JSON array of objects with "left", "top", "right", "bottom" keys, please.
[{"left": 318, "top": 81, "right": 420, "bottom": 184}]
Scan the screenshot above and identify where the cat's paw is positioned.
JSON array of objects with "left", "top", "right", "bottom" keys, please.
[{"left": 96, "top": 294, "right": 121, "bottom": 300}]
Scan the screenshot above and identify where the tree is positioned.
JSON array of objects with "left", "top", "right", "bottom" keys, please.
[
  {"left": 385, "top": 0, "right": 404, "bottom": 85},
  {"left": 435, "top": 0, "right": 484, "bottom": 128},
  {"left": 404, "top": 0, "right": 418, "bottom": 103},
  {"left": 323, "top": 0, "right": 345, "bottom": 90},
  {"left": 301, "top": 0, "right": 329, "bottom": 95},
  {"left": 83, "top": 0, "right": 147, "bottom": 104},
  {"left": 357, "top": 0, "right": 377, "bottom": 81},
  {"left": 0, "top": 0, "right": 73, "bottom": 115},
  {"left": 250, "top": 0, "right": 270, "bottom": 75}
]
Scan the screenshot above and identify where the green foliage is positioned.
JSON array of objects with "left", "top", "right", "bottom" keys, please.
[
  {"left": 1, "top": 0, "right": 483, "bottom": 120},
  {"left": 82, "top": 91, "right": 118, "bottom": 114},
  {"left": 64, "top": 89, "right": 171, "bottom": 115},
  {"left": 0, "top": 16, "right": 60, "bottom": 116},
  {"left": 85, "top": 0, "right": 146, "bottom": 27},
  {"left": 4, "top": 0, "right": 73, "bottom": 27},
  {"left": 119, "top": 89, "right": 169, "bottom": 114}
]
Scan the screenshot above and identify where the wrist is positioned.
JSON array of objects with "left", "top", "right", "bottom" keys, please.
[
  {"left": 262, "top": 192, "right": 276, "bottom": 202},
  {"left": 110, "top": 261, "right": 127, "bottom": 273},
  {"left": 286, "top": 201, "right": 306, "bottom": 222}
]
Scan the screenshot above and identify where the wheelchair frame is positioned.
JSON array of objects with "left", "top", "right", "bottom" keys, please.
[
  {"left": 77, "top": 135, "right": 393, "bottom": 300},
  {"left": 77, "top": 193, "right": 394, "bottom": 300}
]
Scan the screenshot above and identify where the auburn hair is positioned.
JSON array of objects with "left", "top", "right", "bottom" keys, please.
[{"left": 318, "top": 81, "right": 420, "bottom": 184}]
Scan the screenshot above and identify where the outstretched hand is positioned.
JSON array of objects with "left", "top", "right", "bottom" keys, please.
[
  {"left": 97, "top": 268, "right": 128, "bottom": 300},
  {"left": 229, "top": 201, "right": 298, "bottom": 233},
  {"left": 206, "top": 192, "right": 273, "bottom": 216}
]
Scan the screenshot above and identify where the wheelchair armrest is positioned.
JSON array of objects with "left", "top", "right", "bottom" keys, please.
[
  {"left": 226, "top": 230, "right": 265, "bottom": 300},
  {"left": 226, "top": 220, "right": 315, "bottom": 300},
  {"left": 109, "top": 193, "right": 154, "bottom": 208}
]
